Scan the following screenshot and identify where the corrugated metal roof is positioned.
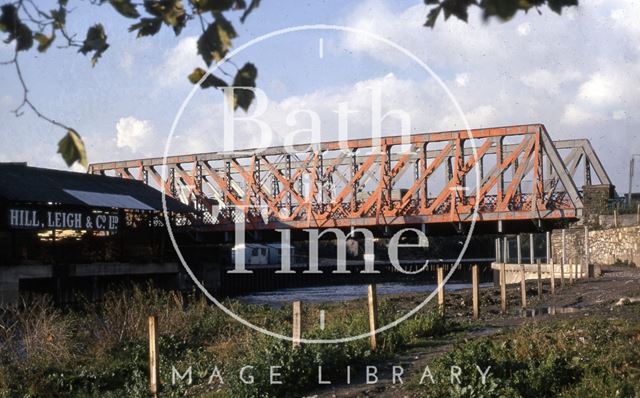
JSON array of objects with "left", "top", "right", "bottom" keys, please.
[
  {"left": 64, "top": 190, "right": 155, "bottom": 211},
  {"left": 0, "top": 163, "right": 193, "bottom": 212}
]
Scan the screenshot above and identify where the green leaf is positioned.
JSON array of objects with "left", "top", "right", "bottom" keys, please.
[
  {"left": 190, "top": 0, "right": 235, "bottom": 13},
  {"left": 15, "top": 23, "right": 33, "bottom": 51},
  {"left": 547, "top": 0, "right": 578, "bottom": 14},
  {"left": 129, "top": 18, "right": 162, "bottom": 37},
  {"left": 424, "top": 6, "right": 441, "bottom": 28},
  {"left": 197, "top": 15, "right": 237, "bottom": 66},
  {"left": 0, "top": 5, "right": 33, "bottom": 51},
  {"left": 232, "top": 62, "right": 257, "bottom": 112},
  {"left": 424, "top": 0, "right": 578, "bottom": 27},
  {"left": 58, "top": 129, "right": 88, "bottom": 168},
  {"left": 78, "top": 24, "right": 109, "bottom": 66},
  {"left": 109, "top": 0, "right": 140, "bottom": 18},
  {"left": 481, "top": 0, "right": 520, "bottom": 20},
  {"left": 34, "top": 32, "right": 55, "bottom": 52},
  {"left": 188, "top": 67, "right": 227, "bottom": 89},
  {"left": 240, "top": 0, "right": 260, "bottom": 23},
  {"left": 0, "top": 4, "right": 18, "bottom": 33},
  {"left": 50, "top": 7, "right": 66, "bottom": 30},
  {"left": 143, "top": 0, "right": 186, "bottom": 35}
]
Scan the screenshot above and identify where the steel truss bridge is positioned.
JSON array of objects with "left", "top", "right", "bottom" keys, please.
[{"left": 89, "top": 124, "right": 612, "bottom": 231}]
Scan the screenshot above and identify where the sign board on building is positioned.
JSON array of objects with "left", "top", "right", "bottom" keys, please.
[{"left": 8, "top": 208, "right": 120, "bottom": 231}]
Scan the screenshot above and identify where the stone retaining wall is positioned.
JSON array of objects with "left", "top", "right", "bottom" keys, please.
[{"left": 551, "top": 225, "right": 640, "bottom": 267}]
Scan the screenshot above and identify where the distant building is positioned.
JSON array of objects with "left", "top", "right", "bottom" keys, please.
[
  {"left": 0, "top": 163, "right": 195, "bottom": 303},
  {"left": 231, "top": 243, "right": 295, "bottom": 266}
]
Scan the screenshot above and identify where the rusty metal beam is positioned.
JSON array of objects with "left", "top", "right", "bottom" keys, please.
[{"left": 88, "top": 123, "right": 602, "bottom": 230}]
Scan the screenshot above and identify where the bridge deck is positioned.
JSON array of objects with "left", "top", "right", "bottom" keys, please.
[{"left": 89, "top": 123, "right": 611, "bottom": 230}]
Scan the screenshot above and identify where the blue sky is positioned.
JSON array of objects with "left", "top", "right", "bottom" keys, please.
[{"left": 1, "top": 0, "right": 639, "bottom": 191}]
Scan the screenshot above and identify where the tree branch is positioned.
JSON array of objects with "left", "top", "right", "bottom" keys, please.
[{"left": 11, "top": 52, "right": 73, "bottom": 131}]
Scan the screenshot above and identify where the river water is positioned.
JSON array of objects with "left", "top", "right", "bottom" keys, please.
[{"left": 238, "top": 281, "right": 493, "bottom": 306}]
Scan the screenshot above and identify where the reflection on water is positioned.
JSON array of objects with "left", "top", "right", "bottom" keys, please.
[
  {"left": 238, "top": 282, "right": 493, "bottom": 306},
  {"left": 520, "top": 306, "right": 580, "bottom": 318}
]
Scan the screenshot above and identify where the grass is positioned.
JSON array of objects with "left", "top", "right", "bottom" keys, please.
[
  {"left": 405, "top": 306, "right": 640, "bottom": 397},
  {"left": 0, "top": 286, "right": 448, "bottom": 397},
  {"left": 2, "top": 287, "right": 639, "bottom": 397}
]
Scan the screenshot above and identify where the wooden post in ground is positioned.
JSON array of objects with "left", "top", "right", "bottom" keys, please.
[
  {"left": 536, "top": 259, "right": 542, "bottom": 297},
  {"left": 575, "top": 256, "right": 580, "bottom": 280},
  {"left": 500, "top": 263, "right": 507, "bottom": 314},
  {"left": 614, "top": 209, "right": 619, "bottom": 228},
  {"left": 472, "top": 264, "right": 479, "bottom": 320},
  {"left": 503, "top": 236, "right": 509, "bottom": 263},
  {"left": 437, "top": 266, "right": 445, "bottom": 316},
  {"left": 292, "top": 301, "right": 301, "bottom": 348},
  {"left": 584, "top": 226, "right": 590, "bottom": 278},
  {"left": 148, "top": 315, "right": 159, "bottom": 398},
  {"left": 520, "top": 264, "right": 527, "bottom": 309},
  {"left": 569, "top": 257, "right": 575, "bottom": 284},
  {"left": 546, "top": 231, "right": 551, "bottom": 264},
  {"left": 550, "top": 259, "right": 555, "bottom": 294},
  {"left": 561, "top": 229, "right": 566, "bottom": 287},
  {"left": 367, "top": 284, "right": 378, "bottom": 351},
  {"left": 530, "top": 233, "right": 535, "bottom": 265},
  {"left": 517, "top": 235, "right": 522, "bottom": 266},
  {"left": 517, "top": 235, "right": 526, "bottom": 309}
]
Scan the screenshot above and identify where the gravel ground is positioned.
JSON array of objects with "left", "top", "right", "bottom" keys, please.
[{"left": 308, "top": 265, "right": 640, "bottom": 397}]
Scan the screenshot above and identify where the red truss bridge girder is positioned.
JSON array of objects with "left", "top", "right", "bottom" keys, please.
[{"left": 89, "top": 124, "right": 611, "bottom": 231}]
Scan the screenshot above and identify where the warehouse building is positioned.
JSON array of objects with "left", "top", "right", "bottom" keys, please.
[{"left": 0, "top": 162, "right": 197, "bottom": 303}]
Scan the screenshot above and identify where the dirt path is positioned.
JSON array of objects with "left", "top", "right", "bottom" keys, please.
[{"left": 307, "top": 266, "right": 640, "bottom": 398}]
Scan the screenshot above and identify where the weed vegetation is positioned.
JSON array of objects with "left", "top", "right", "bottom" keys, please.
[{"left": 0, "top": 286, "right": 446, "bottom": 397}]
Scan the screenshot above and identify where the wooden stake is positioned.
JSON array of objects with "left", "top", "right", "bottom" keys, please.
[
  {"left": 367, "top": 284, "right": 378, "bottom": 351},
  {"left": 292, "top": 301, "right": 301, "bottom": 347},
  {"left": 584, "top": 226, "right": 590, "bottom": 278},
  {"left": 550, "top": 259, "right": 555, "bottom": 294},
  {"left": 520, "top": 264, "right": 527, "bottom": 309},
  {"left": 472, "top": 265, "right": 479, "bottom": 320},
  {"left": 503, "top": 236, "right": 509, "bottom": 263},
  {"left": 148, "top": 315, "right": 159, "bottom": 398},
  {"left": 517, "top": 234, "right": 526, "bottom": 309},
  {"left": 546, "top": 231, "right": 551, "bottom": 263},
  {"left": 530, "top": 233, "right": 535, "bottom": 265},
  {"left": 437, "top": 266, "right": 445, "bottom": 316},
  {"left": 536, "top": 259, "right": 542, "bottom": 297},
  {"left": 560, "top": 231, "right": 565, "bottom": 287},
  {"left": 500, "top": 262, "right": 507, "bottom": 314},
  {"left": 575, "top": 256, "right": 579, "bottom": 280}
]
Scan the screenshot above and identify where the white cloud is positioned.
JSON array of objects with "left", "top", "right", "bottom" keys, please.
[
  {"left": 0, "top": 95, "right": 13, "bottom": 109},
  {"left": 438, "top": 105, "right": 498, "bottom": 130},
  {"left": 155, "top": 36, "right": 201, "bottom": 87},
  {"left": 455, "top": 73, "right": 470, "bottom": 87},
  {"left": 612, "top": 109, "right": 628, "bottom": 120},
  {"left": 116, "top": 116, "right": 153, "bottom": 152},
  {"left": 120, "top": 50, "right": 134, "bottom": 73},
  {"left": 577, "top": 73, "right": 622, "bottom": 106},
  {"left": 611, "top": 8, "right": 625, "bottom": 20},
  {"left": 521, "top": 69, "right": 582, "bottom": 95},
  {"left": 336, "top": 0, "right": 640, "bottom": 187},
  {"left": 561, "top": 104, "right": 604, "bottom": 126},
  {"left": 517, "top": 22, "right": 531, "bottom": 36},
  {"left": 175, "top": 72, "right": 459, "bottom": 154}
]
